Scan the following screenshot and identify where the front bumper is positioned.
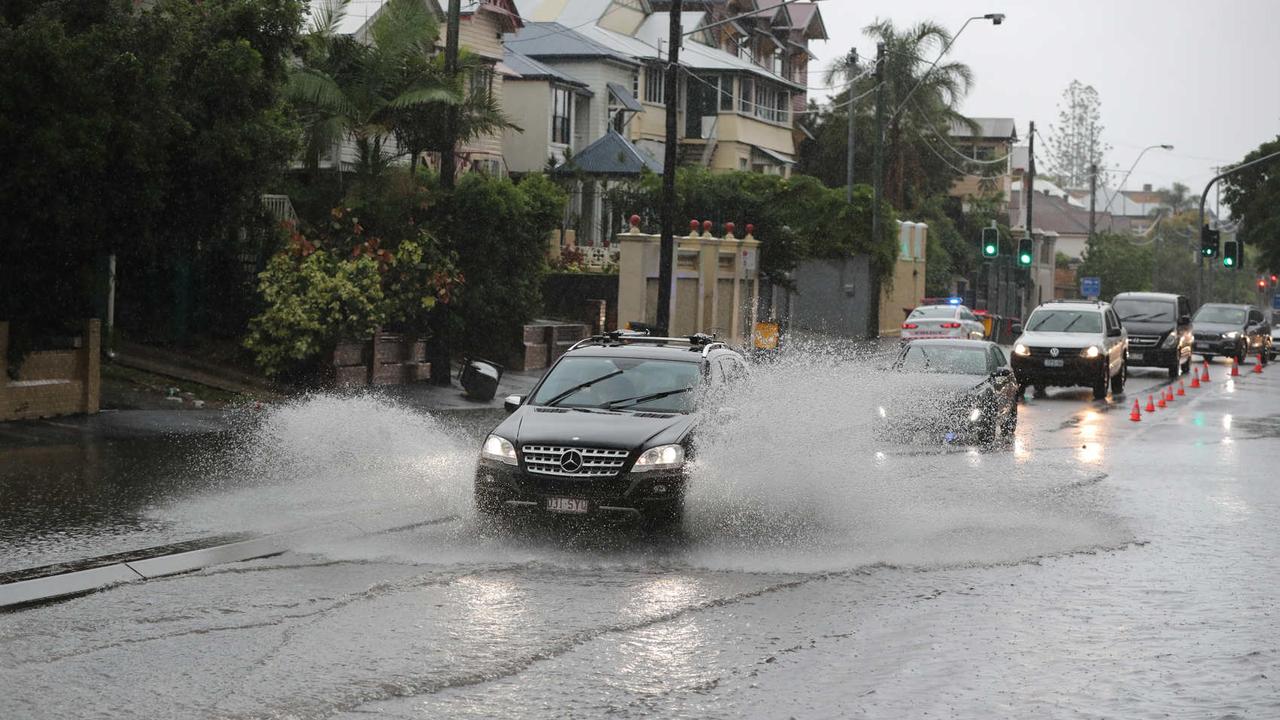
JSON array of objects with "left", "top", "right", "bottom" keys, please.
[
  {"left": 1011, "top": 355, "right": 1105, "bottom": 387},
  {"left": 474, "top": 460, "right": 685, "bottom": 518},
  {"left": 1125, "top": 346, "right": 1180, "bottom": 368},
  {"left": 1193, "top": 338, "right": 1244, "bottom": 356}
]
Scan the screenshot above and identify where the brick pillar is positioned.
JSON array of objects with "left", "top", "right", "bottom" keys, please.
[{"left": 82, "top": 319, "right": 101, "bottom": 414}]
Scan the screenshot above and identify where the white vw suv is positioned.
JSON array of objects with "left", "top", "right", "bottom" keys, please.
[{"left": 1010, "top": 300, "right": 1128, "bottom": 400}]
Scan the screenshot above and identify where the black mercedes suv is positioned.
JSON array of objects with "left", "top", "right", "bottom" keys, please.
[
  {"left": 473, "top": 332, "right": 747, "bottom": 525},
  {"left": 1112, "top": 292, "right": 1194, "bottom": 378}
]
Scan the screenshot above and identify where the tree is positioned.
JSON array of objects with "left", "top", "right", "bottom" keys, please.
[
  {"left": 1078, "top": 232, "right": 1152, "bottom": 298},
  {"left": 1156, "top": 181, "right": 1192, "bottom": 214},
  {"left": 800, "top": 21, "right": 976, "bottom": 211},
  {"left": 1045, "top": 80, "right": 1111, "bottom": 189},
  {"left": 1221, "top": 135, "right": 1280, "bottom": 272}
]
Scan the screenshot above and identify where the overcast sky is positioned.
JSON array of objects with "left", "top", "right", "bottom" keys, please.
[{"left": 809, "top": 0, "right": 1280, "bottom": 204}]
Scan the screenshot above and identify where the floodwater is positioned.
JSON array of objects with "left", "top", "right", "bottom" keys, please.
[{"left": 2, "top": 353, "right": 1278, "bottom": 718}]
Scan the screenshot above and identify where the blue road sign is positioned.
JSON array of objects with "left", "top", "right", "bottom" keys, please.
[
  {"left": 1081, "top": 276, "right": 1101, "bottom": 298},
  {"left": 1272, "top": 294, "right": 1280, "bottom": 311}
]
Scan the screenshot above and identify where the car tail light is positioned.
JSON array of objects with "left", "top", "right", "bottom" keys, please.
[
  {"left": 940, "top": 322, "right": 961, "bottom": 328},
  {"left": 902, "top": 323, "right": 918, "bottom": 329}
]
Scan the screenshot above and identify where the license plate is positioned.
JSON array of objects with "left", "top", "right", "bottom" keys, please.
[
  {"left": 1128, "top": 352, "right": 1144, "bottom": 360},
  {"left": 1044, "top": 359, "right": 1065, "bottom": 367},
  {"left": 546, "top": 497, "right": 589, "bottom": 514},
  {"left": 1196, "top": 342, "right": 1209, "bottom": 350}
]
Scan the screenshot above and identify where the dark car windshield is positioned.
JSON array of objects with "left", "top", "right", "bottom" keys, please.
[
  {"left": 1025, "top": 309, "right": 1103, "bottom": 333},
  {"left": 908, "top": 306, "right": 958, "bottom": 319},
  {"left": 1194, "top": 306, "right": 1247, "bottom": 325},
  {"left": 1113, "top": 299, "right": 1176, "bottom": 323},
  {"left": 897, "top": 345, "right": 991, "bottom": 375},
  {"left": 531, "top": 356, "right": 703, "bottom": 413}
]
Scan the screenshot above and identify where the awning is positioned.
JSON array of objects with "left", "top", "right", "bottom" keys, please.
[
  {"left": 553, "top": 130, "right": 663, "bottom": 178},
  {"left": 606, "top": 81, "right": 643, "bottom": 113},
  {"left": 751, "top": 145, "right": 796, "bottom": 166}
]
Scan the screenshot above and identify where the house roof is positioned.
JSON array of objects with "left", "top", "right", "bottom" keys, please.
[
  {"left": 553, "top": 129, "right": 663, "bottom": 177},
  {"left": 503, "top": 49, "right": 591, "bottom": 91},
  {"left": 626, "top": 12, "right": 801, "bottom": 87},
  {"left": 784, "top": 3, "right": 826, "bottom": 40},
  {"left": 1008, "top": 191, "right": 1096, "bottom": 237},
  {"left": 607, "top": 81, "right": 643, "bottom": 112},
  {"left": 460, "top": 0, "right": 524, "bottom": 33},
  {"left": 504, "top": 22, "right": 638, "bottom": 64},
  {"left": 950, "top": 117, "right": 1018, "bottom": 141}
]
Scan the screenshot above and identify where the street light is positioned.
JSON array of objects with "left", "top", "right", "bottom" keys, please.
[
  {"left": 1101, "top": 144, "right": 1174, "bottom": 217},
  {"left": 891, "top": 13, "right": 1005, "bottom": 118}
]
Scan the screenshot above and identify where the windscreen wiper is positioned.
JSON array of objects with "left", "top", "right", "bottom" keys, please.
[
  {"left": 543, "top": 370, "right": 623, "bottom": 407},
  {"left": 605, "top": 387, "right": 693, "bottom": 410}
]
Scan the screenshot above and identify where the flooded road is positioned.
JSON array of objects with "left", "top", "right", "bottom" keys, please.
[{"left": 2, "top": 359, "right": 1277, "bottom": 718}]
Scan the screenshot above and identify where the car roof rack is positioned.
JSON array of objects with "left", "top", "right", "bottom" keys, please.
[
  {"left": 568, "top": 330, "right": 728, "bottom": 356},
  {"left": 1045, "top": 299, "right": 1105, "bottom": 306}
]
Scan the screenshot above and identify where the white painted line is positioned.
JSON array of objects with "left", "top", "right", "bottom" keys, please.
[{"left": 0, "top": 564, "right": 143, "bottom": 608}]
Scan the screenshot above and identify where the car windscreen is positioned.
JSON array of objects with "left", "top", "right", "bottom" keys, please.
[
  {"left": 908, "top": 306, "right": 957, "bottom": 319},
  {"left": 1193, "top": 306, "right": 1247, "bottom": 325},
  {"left": 897, "top": 345, "right": 991, "bottom": 375},
  {"left": 1113, "top": 299, "right": 1176, "bottom": 323},
  {"left": 1025, "top": 310, "right": 1103, "bottom": 333},
  {"left": 531, "top": 356, "right": 703, "bottom": 413}
]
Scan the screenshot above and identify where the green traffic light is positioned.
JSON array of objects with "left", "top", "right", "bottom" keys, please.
[
  {"left": 984, "top": 244, "right": 997, "bottom": 255},
  {"left": 1223, "top": 256, "right": 1234, "bottom": 267},
  {"left": 1019, "top": 253, "right": 1032, "bottom": 265}
]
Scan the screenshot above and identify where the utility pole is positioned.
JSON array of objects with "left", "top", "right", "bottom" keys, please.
[
  {"left": 844, "top": 48, "right": 858, "bottom": 204},
  {"left": 655, "top": 0, "right": 683, "bottom": 335},
  {"left": 1087, "top": 162, "right": 1097, "bottom": 240},
  {"left": 1024, "top": 120, "right": 1035, "bottom": 317},
  {"left": 867, "top": 42, "right": 886, "bottom": 339},
  {"left": 440, "top": 0, "right": 461, "bottom": 189}
]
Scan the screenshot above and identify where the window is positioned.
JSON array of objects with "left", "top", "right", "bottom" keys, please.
[
  {"left": 739, "top": 77, "right": 753, "bottom": 113},
  {"left": 551, "top": 87, "right": 571, "bottom": 145},
  {"left": 644, "top": 65, "right": 664, "bottom": 104},
  {"left": 974, "top": 144, "right": 995, "bottom": 161},
  {"left": 631, "top": 70, "right": 639, "bottom": 100},
  {"left": 468, "top": 68, "right": 493, "bottom": 100},
  {"left": 718, "top": 75, "right": 734, "bottom": 111}
]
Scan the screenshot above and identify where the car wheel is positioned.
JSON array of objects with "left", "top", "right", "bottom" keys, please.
[
  {"left": 1167, "top": 360, "right": 1180, "bottom": 379},
  {"left": 1092, "top": 365, "right": 1109, "bottom": 400},
  {"left": 1112, "top": 362, "right": 1127, "bottom": 394}
]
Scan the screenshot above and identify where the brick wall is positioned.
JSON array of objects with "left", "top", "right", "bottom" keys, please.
[{"left": 0, "top": 320, "right": 101, "bottom": 421}]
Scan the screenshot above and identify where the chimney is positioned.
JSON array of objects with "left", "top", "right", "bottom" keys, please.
[{"left": 1142, "top": 183, "right": 1152, "bottom": 192}]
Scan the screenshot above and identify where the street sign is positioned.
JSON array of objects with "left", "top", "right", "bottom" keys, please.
[
  {"left": 1081, "top": 276, "right": 1101, "bottom": 298},
  {"left": 1272, "top": 294, "right": 1280, "bottom": 311}
]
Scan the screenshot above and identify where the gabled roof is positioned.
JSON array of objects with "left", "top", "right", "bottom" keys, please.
[
  {"left": 950, "top": 117, "right": 1018, "bottom": 141},
  {"left": 784, "top": 4, "right": 826, "bottom": 40},
  {"left": 503, "top": 49, "right": 591, "bottom": 91},
  {"left": 504, "top": 22, "right": 638, "bottom": 64},
  {"left": 460, "top": 0, "right": 524, "bottom": 33},
  {"left": 553, "top": 129, "right": 663, "bottom": 177}
]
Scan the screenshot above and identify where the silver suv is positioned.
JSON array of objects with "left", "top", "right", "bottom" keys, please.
[{"left": 1010, "top": 300, "right": 1128, "bottom": 400}]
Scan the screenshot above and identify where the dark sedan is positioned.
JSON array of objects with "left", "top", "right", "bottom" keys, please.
[{"left": 877, "top": 339, "right": 1019, "bottom": 446}]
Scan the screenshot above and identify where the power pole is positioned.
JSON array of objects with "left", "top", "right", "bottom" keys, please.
[
  {"left": 844, "top": 48, "right": 858, "bottom": 204},
  {"left": 1087, "top": 162, "right": 1097, "bottom": 239},
  {"left": 440, "top": 0, "right": 461, "bottom": 189},
  {"left": 655, "top": 0, "right": 683, "bottom": 335},
  {"left": 868, "top": 42, "right": 885, "bottom": 338}
]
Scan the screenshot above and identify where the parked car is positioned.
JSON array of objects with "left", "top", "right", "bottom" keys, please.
[
  {"left": 877, "top": 339, "right": 1018, "bottom": 446},
  {"left": 473, "top": 332, "right": 747, "bottom": 526},
  {"left": 900, "top": 304, "right": 986, "bottom": 342},
  {"left": 1192, "top": 303, "right": 1271, "bottom": 364},
  {"left": 1112, "top": 292, "right": 1194, "bottom": 378},
  {"left": 1011, "top": 300, "right": 1128, "bottom": 400}
]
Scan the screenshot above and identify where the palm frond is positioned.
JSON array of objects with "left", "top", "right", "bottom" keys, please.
[
  {"left": 286, "top": 69, "right": 355, "bottom": 116},
  {"left": 387, "top": 86, "right": 460, "bottom": 109}
]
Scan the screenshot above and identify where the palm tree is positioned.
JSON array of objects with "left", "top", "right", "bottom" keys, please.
[
  {"left": 848, "top": 20, "right": 977, "bottom": 209},
  {"left": 287, "top": 0, "right": 458, "bottom": 179}
]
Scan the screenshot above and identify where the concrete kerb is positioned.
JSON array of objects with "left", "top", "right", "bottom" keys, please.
[{"left": 0, "top": 512, "right": 456, "bottom": 611}]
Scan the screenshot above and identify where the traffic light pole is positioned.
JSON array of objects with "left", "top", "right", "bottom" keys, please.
[{"left": 1196, "top": 149, "right": 1280, "bottom": 306}]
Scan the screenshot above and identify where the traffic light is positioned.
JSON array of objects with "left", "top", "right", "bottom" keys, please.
[
  {"left": 1017, "top": 237, "right": 1033, "bottom": 267},
  {"left": 1200, "top": 225, "right": 1219, "bottom": 258},
  {"left": 1271, "top": 274, "right": 1277, "bottom": 285},
  {"left": 980, "top": 227, "right": 999, "bottom": 258},
  {"left": 1259, "top": 278, "right": 1267, "bottom": 290},
  {"left": 1222, "top": 239, "right": 1240, "bottom": 268}
]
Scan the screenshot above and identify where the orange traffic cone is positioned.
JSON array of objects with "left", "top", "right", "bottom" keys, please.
[
  {"left": 1231, "top": 357, "right": 1241, "bottom": 377},
  {"left": 1130, "top": 400, "right": 1142, "bottom": 422},
  {"left": 1191, "top": 370, "right": 1201, "bottom": 388},
  {"left": 1202, "top": 361, "right": 1212, "bottom": 382},
  {"left": 1165, "top": 388, "right": 1175, "bottom": 404},
  {"left": 1145, "top": 395, "right": 1156, "bottom": 412},
  {"left": 1157, "top": 393, "right": 1167, "bottom": 409},
  {"left": 1253, "top": 354, "right": 1264, "bottom": 373},
  {"left": 1177, "top": 381, "right": 1186, "bottom": 396}
]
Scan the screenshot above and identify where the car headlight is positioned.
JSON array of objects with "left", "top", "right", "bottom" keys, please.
[
  {"left": 877, "top": 406, "right": 887, "bottom": 419},
  {"left": 1160, "top": 333, "right": 1178, "bottom": 349},
  {"left": 481, "top": 434, "right": 518, "bottom": 465},
  {"left": 632, "top": 444, "right": 684, "bottom": 472},
  {"left": 1013, "top": 343, "right": 1030, "bottom": 357},
  {"left": 1083, "top": 345, "right": 1100, "bottom": 358},
  {"left": 968, "top": 407, "right": 983, "bottom": 423},
  {"left": 1223, "top": 331, "right": 1240, "bottom": 339}
]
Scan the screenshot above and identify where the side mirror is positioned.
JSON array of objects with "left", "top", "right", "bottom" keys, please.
[
  {"left": 1108, "top": 327, "right": 1122, "bottom": 337},
  {"left": 503, "top": 395, "right": 524, "bottom": 413}
]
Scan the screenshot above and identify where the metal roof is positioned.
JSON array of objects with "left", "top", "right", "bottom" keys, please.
[
  {"left": 503, "top": 49, "right": 592, "bottom": 91},
  {"left": 949, "top": 117, "right": 1018, "bottom": 140},
  {"left": 553, "top": 130, "right": 663, "bottom": 177},
  {"left": 504, "top": 21, "right": 639, "bottom": 64},
  {"left": 607, "top": 81, "right": 644, "bottom": 112}
]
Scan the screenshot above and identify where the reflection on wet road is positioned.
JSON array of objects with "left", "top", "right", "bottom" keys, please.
[{"left": 2, "top": 358, "right": 1278, "bottom": 718}]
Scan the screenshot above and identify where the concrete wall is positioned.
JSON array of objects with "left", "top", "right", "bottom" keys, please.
[
  {"left": 1, "top": 320, "right": 101, "bottom": 421},
  {"left": 788, "top": 256, "right": 874, "bottom": 339},
  {"left": 879, "top": 222, "right": 929, "bottom": 335}
]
